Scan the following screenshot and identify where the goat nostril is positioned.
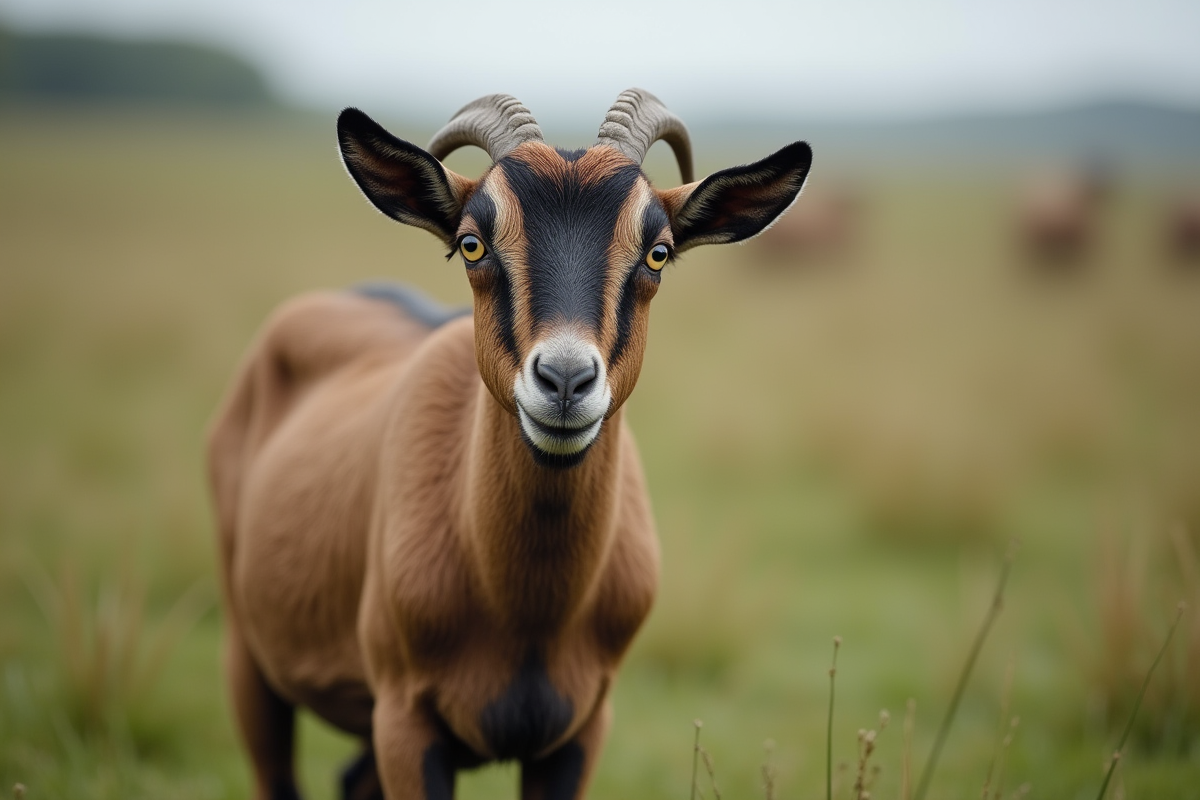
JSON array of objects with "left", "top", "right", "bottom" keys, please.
[
  {"left": 534, "top": 357, "right": 598, "bottom": 404},
  {"left": 535, "top": 358, "right": 567, "bottom": 399},
  {"left": 566, "top": 364, "right": 597, "bottom": 401}
]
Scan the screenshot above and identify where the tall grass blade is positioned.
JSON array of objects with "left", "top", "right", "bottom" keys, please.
[
  {"left": 914, "top": 544, "right": 1015, "bottom": 800},
  {"left": 135, "top": 579, "right": 214, "bottom": 688},
  {"left": 761, "top": 738, "right": 776, "bottom": 800},
  {"left": 982, "top": 658, "right": 1016, "bottom": 800},
  {"left": 827, "top": 635, "right": 841, "bottom": 800},
  {"left": 901, "top": 698, "right": 916, "bottom": 800},
  {"left": 699, "top": 744, "right": 722, "bottom": 800},
  {"left": 1094, "top": 602, "right": 1186, "bottom": 800}
]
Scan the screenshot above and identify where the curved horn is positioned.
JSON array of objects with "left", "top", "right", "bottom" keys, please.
[
  {"left": 427, "top": 94, "right": 543, "bottom": 163},
  {"left": 596, "top": 88, "right": 694, "bottom": 184}
]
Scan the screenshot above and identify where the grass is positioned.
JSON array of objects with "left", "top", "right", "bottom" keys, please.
[
  {"left": 913, "top": 545, "right": 1013, "bottom": 800},
  {"left": 1088, "top": 525, "right": 1200, "bottom": 754},
  {"left": 1096, "top": 603, "right": 1187, "bottom": 800},
  {"left": 2, "top": 106, "right": 1200, "bottom": 797},
  {"left": 828, "top": 638, "right": 840, "bottom": 800},
  {"left": 20, "top": 558, "right": 212, "bottom": 740}
]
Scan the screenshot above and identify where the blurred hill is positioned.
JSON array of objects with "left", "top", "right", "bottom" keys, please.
[
  {"left": 697, "top": 101, "right": 1200, "bottom": 171},
  {"left": 0, "top": 24, "right": 277, "bottom": 107},
  {"left": 1, "top": 20, "right": 1197, "bottom": 173}
]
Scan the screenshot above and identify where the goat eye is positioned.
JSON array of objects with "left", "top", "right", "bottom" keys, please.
[
  {"left": 460, "top": 235, "right": 486, "bottom": 263},
  {"left": 645, "top": 244, "right": 669, "bottom": 271}
]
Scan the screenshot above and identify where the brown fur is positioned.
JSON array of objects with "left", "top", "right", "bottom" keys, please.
[
  {"left": 210, "top": 294, "right": 658, "bottom": 798},
  {"left": 211, "top": 103, "right": 811, "bottom": 800}
]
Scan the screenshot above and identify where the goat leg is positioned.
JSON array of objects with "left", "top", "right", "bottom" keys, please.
[
  {"left": 225, "top": 625, "right": 302, "bottom": 800},
  {"left": 520, "top": 699, "right": 612, "bottom": 800}
]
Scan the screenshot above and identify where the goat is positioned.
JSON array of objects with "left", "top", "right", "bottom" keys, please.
[
  {"left": 752, "top": 180, "right": 859, "bottom": 265},
  {"left": 1016, "top": 165, "right": 1110, "bottom": 271},
  {"left": 207, "top": 89, "right": 811, "bottom": 800},
  {"left": 1165, "top": 192, "right": 1200, "bottom": 264}
]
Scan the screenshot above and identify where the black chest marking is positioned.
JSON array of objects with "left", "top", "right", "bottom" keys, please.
[{"left": 479, "top": 653, "right": 574, "bottom": 760}]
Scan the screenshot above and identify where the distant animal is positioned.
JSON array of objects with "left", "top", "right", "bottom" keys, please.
[
  {"left": 1166, "top": 192, "right": 1200, "bottom": 263},
  {"left": 207, "top": 89, "right": 811, "bottom": 800},
  {"left": 752, "top": 181, "right": 859, "bottom": 263},
  {"left": 1016, "top": 164, "right": 1110, "bottom": 269}
]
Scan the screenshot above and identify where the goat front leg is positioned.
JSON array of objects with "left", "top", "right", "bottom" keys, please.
[
  {"left": 224, "top": 625, "right": 301, "bottom": 800},
  {"left": 520, "top": 700, "right": 612, "bottom": 800},
  {"left": 340, "top": 741, "right": 383, "bottom": 800},
  {"left": 372, "top": 688, "right": 467, "bottom": 800}
]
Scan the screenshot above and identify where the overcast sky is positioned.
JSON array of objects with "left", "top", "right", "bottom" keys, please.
[{"left": 3, "top": 0, "right": 1199, "bottom": 128}]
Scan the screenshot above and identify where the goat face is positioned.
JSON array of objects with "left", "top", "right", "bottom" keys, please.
[
  {"left": 460, "top": 144, "right": 663, "bottom": 464},
  {"left": 337, "top": 92, "right": 811, "bottom": 466}
]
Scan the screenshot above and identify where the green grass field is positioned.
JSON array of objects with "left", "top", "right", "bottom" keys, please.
[{"left": 2, "top": 108, "right": 1198, "bottom": 799}]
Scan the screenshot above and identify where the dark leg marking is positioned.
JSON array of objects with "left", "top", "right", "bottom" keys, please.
[
  {"left": 421, "top": 741, "right": 456, "bottom": 800},
  {"left": 340, "top": 744, "right": 383, "bottom": 800},
  {"left": 524, "top": 741, "right": 586, "bottom": 800},
  {"left": 268, "top": 778, "right": 303, "bottom": 800}
]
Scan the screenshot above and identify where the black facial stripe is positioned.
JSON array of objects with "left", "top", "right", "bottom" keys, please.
[
  {"left": 607, "top": 268, "right": 640, "bottom": 370},
  {"left": 555, "top": 147, "right": 587, "bottom": 162},
  {"left": 491, "top": 254, "right": 520, "bottom": 361},
  {"left": 460, "top": 190, "right": 518, "bottom": 360},
  {"left": 609, "top": 201, "right": 669, "bottom": 368},
  {"left": 463, "top": 189, "right": 498, "bottom": 246},
  {"left": 499, "top": 159, "right": 642, "bottom": 335},
  {"left": 641, "top": 201, "right": 671, "bottom": 256}
]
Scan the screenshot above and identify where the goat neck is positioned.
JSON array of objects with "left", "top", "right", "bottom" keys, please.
[{"left": 459, "top": 381, "right": 623, "bottom": 634}]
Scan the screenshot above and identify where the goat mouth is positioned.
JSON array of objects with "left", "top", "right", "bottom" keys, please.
[{"left": 516, "top": 405, "right": 603, "bottom": 458}]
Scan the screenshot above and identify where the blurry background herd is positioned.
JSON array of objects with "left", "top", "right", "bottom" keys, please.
[{"left": 1, "top": 2, "right": 1199, "bottom": 798}]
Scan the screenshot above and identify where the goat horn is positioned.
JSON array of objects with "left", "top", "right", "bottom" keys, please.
[
  {"left": 427, "top": 94, "right": 543, "bottom": 163},
  {"left": 595, "top": 88, "right": 694, "bottom": 184}
]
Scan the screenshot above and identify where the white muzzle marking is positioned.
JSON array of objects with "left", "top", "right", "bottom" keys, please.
[{"left": 513, "top": 332, "right": 612, "bottom": 456}]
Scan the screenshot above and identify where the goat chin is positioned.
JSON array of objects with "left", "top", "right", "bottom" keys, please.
[{"left": 516, "top": 406, "right": 605, "bottom": 456}]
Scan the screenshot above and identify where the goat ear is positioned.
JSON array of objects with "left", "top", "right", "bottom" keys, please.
[
  {"left": 338, "top": 108, "right": 475, "bottom": 247},
  {"left": 658, "top": 141, "right": 812, "bottom": 253}
]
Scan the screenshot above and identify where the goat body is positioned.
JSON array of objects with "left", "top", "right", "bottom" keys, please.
[{"left": 209, "top": 90, "right": 811, "bottom": 800}]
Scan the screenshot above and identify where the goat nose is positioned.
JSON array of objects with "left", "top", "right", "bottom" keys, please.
[{"left": 535, "top": 357, "right": 597, "bottom": 405}]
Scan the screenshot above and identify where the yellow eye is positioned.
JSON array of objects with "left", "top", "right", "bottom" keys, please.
[
  {"left": 460, "top": 235, "right": 486, "bottom": 263},
  {"left": 645, "top": 244, "right": 669, "bottom": 271}
]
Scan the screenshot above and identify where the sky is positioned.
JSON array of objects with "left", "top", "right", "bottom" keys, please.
[{"left": 3, "top": 0, "right": 1200, "bottom": 128}]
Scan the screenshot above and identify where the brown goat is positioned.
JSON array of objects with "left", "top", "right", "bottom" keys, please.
[
  {"left": 1166, "top": 192, "right": 1200, "bottom": 264},
  {"left": 208, "top": 89, "right": 811, "bottom": 800},
  {"left": 1017, "top": 165, "right": 1110, "bottom": 269},
  {"left": 752, "top": 181, "right": 859, "bottom": 264}
]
